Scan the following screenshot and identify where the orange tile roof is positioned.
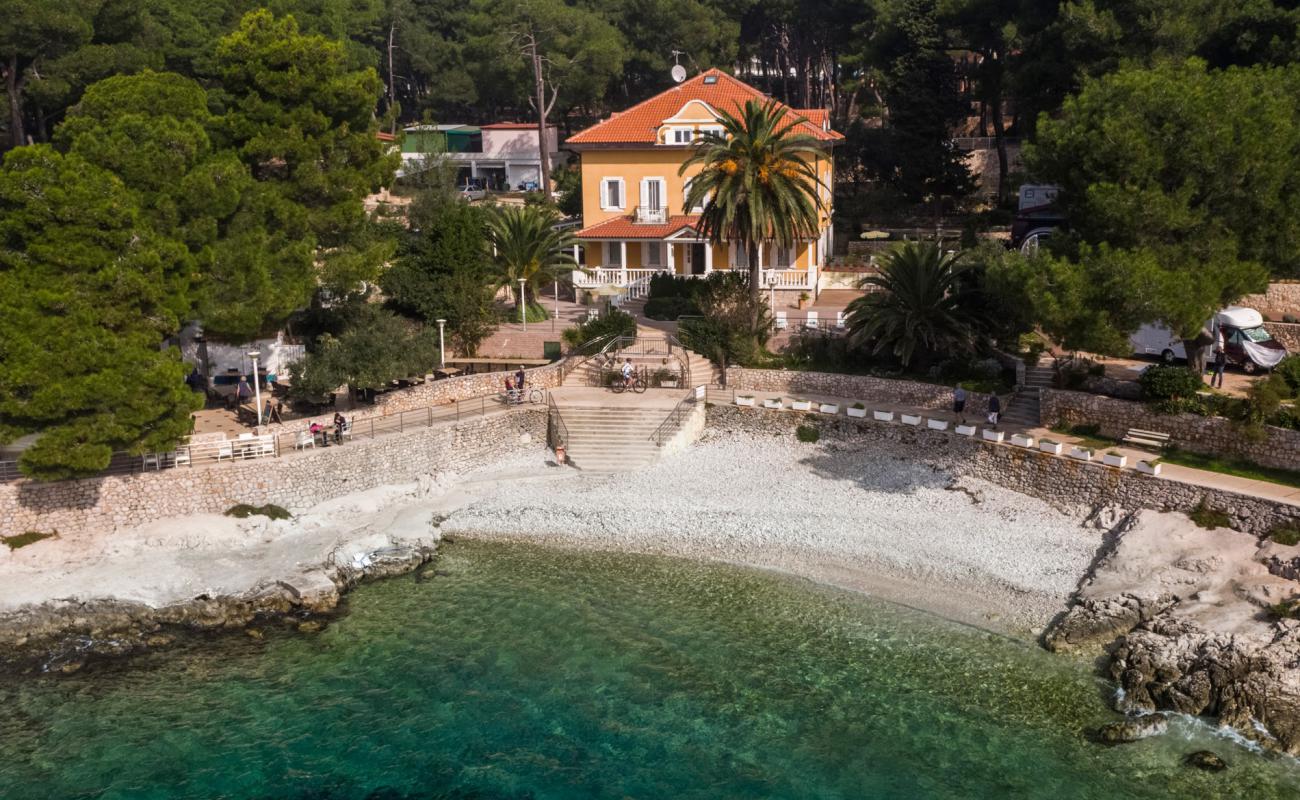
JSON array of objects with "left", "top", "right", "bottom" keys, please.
[
  {"left": 568, "top": 69, "right": 841, "bottom": 146},
  {"left": 577, "top": 214, "right": 703, "bottom": 239}
]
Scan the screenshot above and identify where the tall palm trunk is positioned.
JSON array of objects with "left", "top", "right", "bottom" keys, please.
[{"left": 747, "top": 237, "right": 762, "bottom": 326}]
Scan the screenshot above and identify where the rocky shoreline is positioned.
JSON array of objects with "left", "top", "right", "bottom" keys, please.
[
  {"left": 1045, "top": 510, "right": 1300, "bottom": 756},
  {"left": 0, "top": 538, "right": 438, "bottom": 675}
]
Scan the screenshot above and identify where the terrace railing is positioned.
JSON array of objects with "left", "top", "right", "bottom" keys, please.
[{"left": 649, "top": 386, "right": 705, "bottom": 446}]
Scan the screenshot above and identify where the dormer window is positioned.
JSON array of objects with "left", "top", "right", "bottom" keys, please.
[
  {"left": 672, "top": 129, "right": 693, "bottom": 144},
  {"left": 703, "top": 75, "right": 718, "bottom": 85}
]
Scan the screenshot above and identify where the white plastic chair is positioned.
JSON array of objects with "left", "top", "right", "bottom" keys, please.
[
  {"left": 834, "top": 311, "right": 847, "bottom": 330},
  {"left": 775, "top": 310, "right": 788, "bottom": 330},
  {"left": 340, "top": 419, "right": 354, "bottom": 441},
  {"left": 172, "top": 448, "right": 191, "bottom": 467},
  {"left": 805, "top": 310, "right": 820, "bottom": 330},
  {"left": 295, "top": 431, "right": 315, "bottom": 450},
  {"left": 217, "top": 441, "right": 234, "bottom": 461}
]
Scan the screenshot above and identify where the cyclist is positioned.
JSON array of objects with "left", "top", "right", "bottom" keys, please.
[{"left": 619, "top": 358, "right": 635, "bottom": 391}]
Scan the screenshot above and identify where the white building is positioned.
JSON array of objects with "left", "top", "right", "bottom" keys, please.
[{"left": 399, "top": 123, "right": 563, "bottom": 190}]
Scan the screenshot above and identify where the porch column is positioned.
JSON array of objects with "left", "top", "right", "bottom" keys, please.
[
  {"left": 703, "top": 242, "right": 713, "bottom": 274},
  {"left": 619, "top": 241, "right": 627, "bottom": 286},
  {"left": 666, "top": 240, "right": 675, "bottom": 274},
  {"left": 756, "top": 243, "right": 764, "bottom": 275}
]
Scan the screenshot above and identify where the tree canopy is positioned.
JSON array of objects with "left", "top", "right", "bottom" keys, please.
[{"left": 1019, "top": 59, "right": 1295, "bottom": 356}]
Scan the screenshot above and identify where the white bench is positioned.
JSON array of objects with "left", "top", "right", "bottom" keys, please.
[{"left": 1121, "top": 428, "right": 1171, "bottom": 451}]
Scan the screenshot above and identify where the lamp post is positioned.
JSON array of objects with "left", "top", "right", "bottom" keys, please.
[
  {"left": 436, "top": 318, "right": 446, "bottom": 369},
  {"left": 248, "top": 350, "right": 263, "bottom": 427},
  {"left": 518, "top": 278, "right": 527, "bottom": 331},
  {"left": 553, "top": 279, "right": 559, "bottom": 332}
]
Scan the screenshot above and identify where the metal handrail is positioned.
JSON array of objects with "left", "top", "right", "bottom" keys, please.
[
  {"left": 546, "top": 392, "right": 569, "bottom": 450},
  {"left": 649, "top": 386, "right": 703, "bottom": 446}
]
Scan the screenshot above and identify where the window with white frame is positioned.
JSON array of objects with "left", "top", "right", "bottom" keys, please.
[
  {"left": 732, "top": 242, "right": 750, "bottom": 268},
  {"left": 683, "top": 178, "right": 705, "bottom": 213},
  {"left": 775, "top": 245, "right": 792, "bottom": 268},
  {"left": 671, "top": 128, "right": 693, "bottom": 144},
  {"left": 601, "top": 178, "right": 625, "bottom": 211},
  {"left": 606, "top": 241, "right": 622, "bottom": 267},
  {"left": 644, "top": 242, "right": 661, "bottom": 266},
  {"left": 639, "top": 177, "right": 665, "bottom": 211},
  {"left": 700, "top": 125, "right": 725, "bottom": 139}
]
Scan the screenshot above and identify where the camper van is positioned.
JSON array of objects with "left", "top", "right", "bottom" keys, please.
[{"left": 1130, "top": 307, "right": 1287, "bottom": 373}]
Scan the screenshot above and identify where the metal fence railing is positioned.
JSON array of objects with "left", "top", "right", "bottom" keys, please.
[{"left": 0, "top": 393, "right": 545, "bottom": 485}]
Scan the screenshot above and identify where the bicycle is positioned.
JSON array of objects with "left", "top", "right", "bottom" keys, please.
[{"left": 610, "top": 375, "right": 647, "bottom": 394}]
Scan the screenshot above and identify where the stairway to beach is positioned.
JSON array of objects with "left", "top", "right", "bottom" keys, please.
[
  {"left": 1002, "top": 359, "right": 1050, "bottom": 427},
  {"left": 555, "top": 405, "right": 682, "bottom": 472}
]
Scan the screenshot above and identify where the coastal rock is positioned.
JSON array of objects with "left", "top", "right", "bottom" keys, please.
[
  {"left": 1043, "top": 594, "right": 1176, "bottom": 654},
  {"left": 1185, "top": 750, "right": 1228, "bottom": 772},
  {"left": 1095, "top": 713, "right": 1169, "bottom": 744}
]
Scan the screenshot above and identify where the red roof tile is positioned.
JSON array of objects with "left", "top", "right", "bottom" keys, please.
[
  {"left": 568, "top": 69, "right": 841, "bottom": 146},
  {"left": 577, "top": 215, "right": 703, "bottom": 239}
]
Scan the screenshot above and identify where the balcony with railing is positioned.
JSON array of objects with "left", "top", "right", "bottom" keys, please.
[{"left": 634, "top": 205, "right": 667, "bottom": 224}]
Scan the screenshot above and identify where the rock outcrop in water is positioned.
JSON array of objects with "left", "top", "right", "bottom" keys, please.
[
  {"left": 0, "top": 541, "right": 437, "bottom": 674},
  {"left": 1046, "top": 509, "right": 1300, "bottom": 755}
]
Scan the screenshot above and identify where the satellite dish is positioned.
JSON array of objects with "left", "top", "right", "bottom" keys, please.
[{"left": 671, "top": 64, "right": 687, "bottom": 83}]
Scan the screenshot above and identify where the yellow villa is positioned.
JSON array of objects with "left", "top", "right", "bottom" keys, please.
[{"left": 566, "top": 69, "right": 842, "bottom": 300}]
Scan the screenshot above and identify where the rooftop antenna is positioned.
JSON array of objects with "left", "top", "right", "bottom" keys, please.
[{"left": 670, "top": 50, "right": 687, "bottom": 83}]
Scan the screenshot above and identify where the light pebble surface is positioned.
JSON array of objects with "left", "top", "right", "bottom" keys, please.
[{"left": 441, "top": 434, "right": 1106, "bottom": 637}]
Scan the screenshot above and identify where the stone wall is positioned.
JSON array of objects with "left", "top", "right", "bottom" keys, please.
[
  {"left": 265, "top": 360, "right": 567, "bottom": 435},
  {"left": 707, "top": 405, "right": 1300, "bottom": 536},
  {"left": 1041, "top": 389, "right": 1300, "bottom": 471},
  {"left": 1, "top": 410, "right": 547, "bottom": 541},
  {"left": 1240, "top": 281, "right": 1300, "bottom": 317},
  {"left": 1265, "top": 322, "right": 1300, "bottom": 352},
  {"left": 725, "top": 367, "right": 1006, "bottom": 413}
]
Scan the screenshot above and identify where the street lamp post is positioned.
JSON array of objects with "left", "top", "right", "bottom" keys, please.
[
  {"left": 248, "top": 350, "right": 263, "bottom": 427},
  {"left": 518, "top": 278, "right": 527, "bottom": 332},
  {"left": 436, "top": 318, "right": 446, "bottom": 369},
  {"left": 553, "top": 279, "right": 559, "bottom": 332}
]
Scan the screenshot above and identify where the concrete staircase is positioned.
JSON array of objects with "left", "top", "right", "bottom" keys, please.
[
  {"left": 1002, "top": 358, "right": 1050, "bottom": 427},
  {"left": 556, "top": 406, "right": 677, "bottom": 471}
]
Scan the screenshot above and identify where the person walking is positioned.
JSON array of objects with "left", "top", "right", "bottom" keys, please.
[
  {"left": 1210, "top": 341, "right": 1227, "bottom": 389},
  {"left": 333, "top": 411, "right": 346, "bottom": 444},
  {"left": 987, "top": 394, "right": 1001, "bottom": 429},
  {"left": 515, "top": 366, "right": 526, "bottom": 395},
  {"left": 953, "top": 384, "right": 967, "bottom": 424}
]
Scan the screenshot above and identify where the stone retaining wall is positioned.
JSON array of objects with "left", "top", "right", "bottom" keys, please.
[
  {"left": 263, "top": 361, "right": 566, "bottom": 435},
  {"left": 1, "top": 410, "right": 547, "bottom": 541},
  {"left": 707, "top": 405, "right": 1299, "bottom": 536},
  {"left": 1240, "top": 281, "right": 1300, "bottom": 316},
  {"left": 1265, "top": 321, "right": 1300, "bottom": 352},
  {"left": 725, "top": 367, "right": 1006, "bottom": 413},
  {"left": 1041, "top": 389, "right": 1300, "bottom": 471}
]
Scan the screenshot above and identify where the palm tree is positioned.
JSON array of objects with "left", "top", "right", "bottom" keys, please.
[
  {"left": 845, "top": 241, "right": 978, "bottom": 368},
  {"left": 484, "top": 205, "right": 578, "bottom": 314},
  {"left": 680, "top": 99, "right": 825, "bottom": 317}
]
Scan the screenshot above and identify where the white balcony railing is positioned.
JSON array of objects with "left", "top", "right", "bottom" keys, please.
[{"left": 634, "top": 205, "right": 668, "bottom": 224}]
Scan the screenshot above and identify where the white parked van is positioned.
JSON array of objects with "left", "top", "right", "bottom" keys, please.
[{"left": 1130, "top": 307, "right": 1288, "bottom": 372}]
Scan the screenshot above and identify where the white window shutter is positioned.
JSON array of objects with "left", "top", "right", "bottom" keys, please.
[{"left": 639, "top": 179, "right": 649, "bottom": 210}]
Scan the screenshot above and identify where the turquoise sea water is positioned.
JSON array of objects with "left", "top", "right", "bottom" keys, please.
[{"left": 1, "top": 541, "right": 1298, "bottom": 799}]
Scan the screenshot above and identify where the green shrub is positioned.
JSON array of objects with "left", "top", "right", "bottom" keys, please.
[
  {"left": 561, "top": 308, "right": 637, "bottom": 348},
  {"left": 1188, "top": 501, "right": 1231, "bottom": 530},
  {"left": 648, "top": 273, "right": 694, "bottom": 299},
  {"left": 225, "top": 504, "right": 292, "bottom": 521},
  {"left": 1275, "top": 354, "right": 1300, "bottom": 396},
  {"left": 1243, "top": 373, "right": 1288, "bottom": 427},
  {"left": 2, "top": 531, "right": 56, "bottom": 550},
  {"left": 1269, "top": 524, "right": 1300, "bottom": 546},
  {"left": 644, "top": 296, "right": 699, "bottom": 321},
  {"left": 1269, "top": 599, "right": 1300, "bottom": 620},
  {"left": 1139, "top": 365, "right": 1204, "bottom": 405},
  {"left": 796, "top": 424, "right": 820, "bottom": 443}
]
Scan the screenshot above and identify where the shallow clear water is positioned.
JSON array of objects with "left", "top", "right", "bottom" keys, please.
[{"left": 1, "top": 541, "right": 1297, "bottom": 799}]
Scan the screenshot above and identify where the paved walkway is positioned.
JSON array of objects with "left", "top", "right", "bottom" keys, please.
[{"left": 707, "top": 385, "right": 1300, "bottom": 508}]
